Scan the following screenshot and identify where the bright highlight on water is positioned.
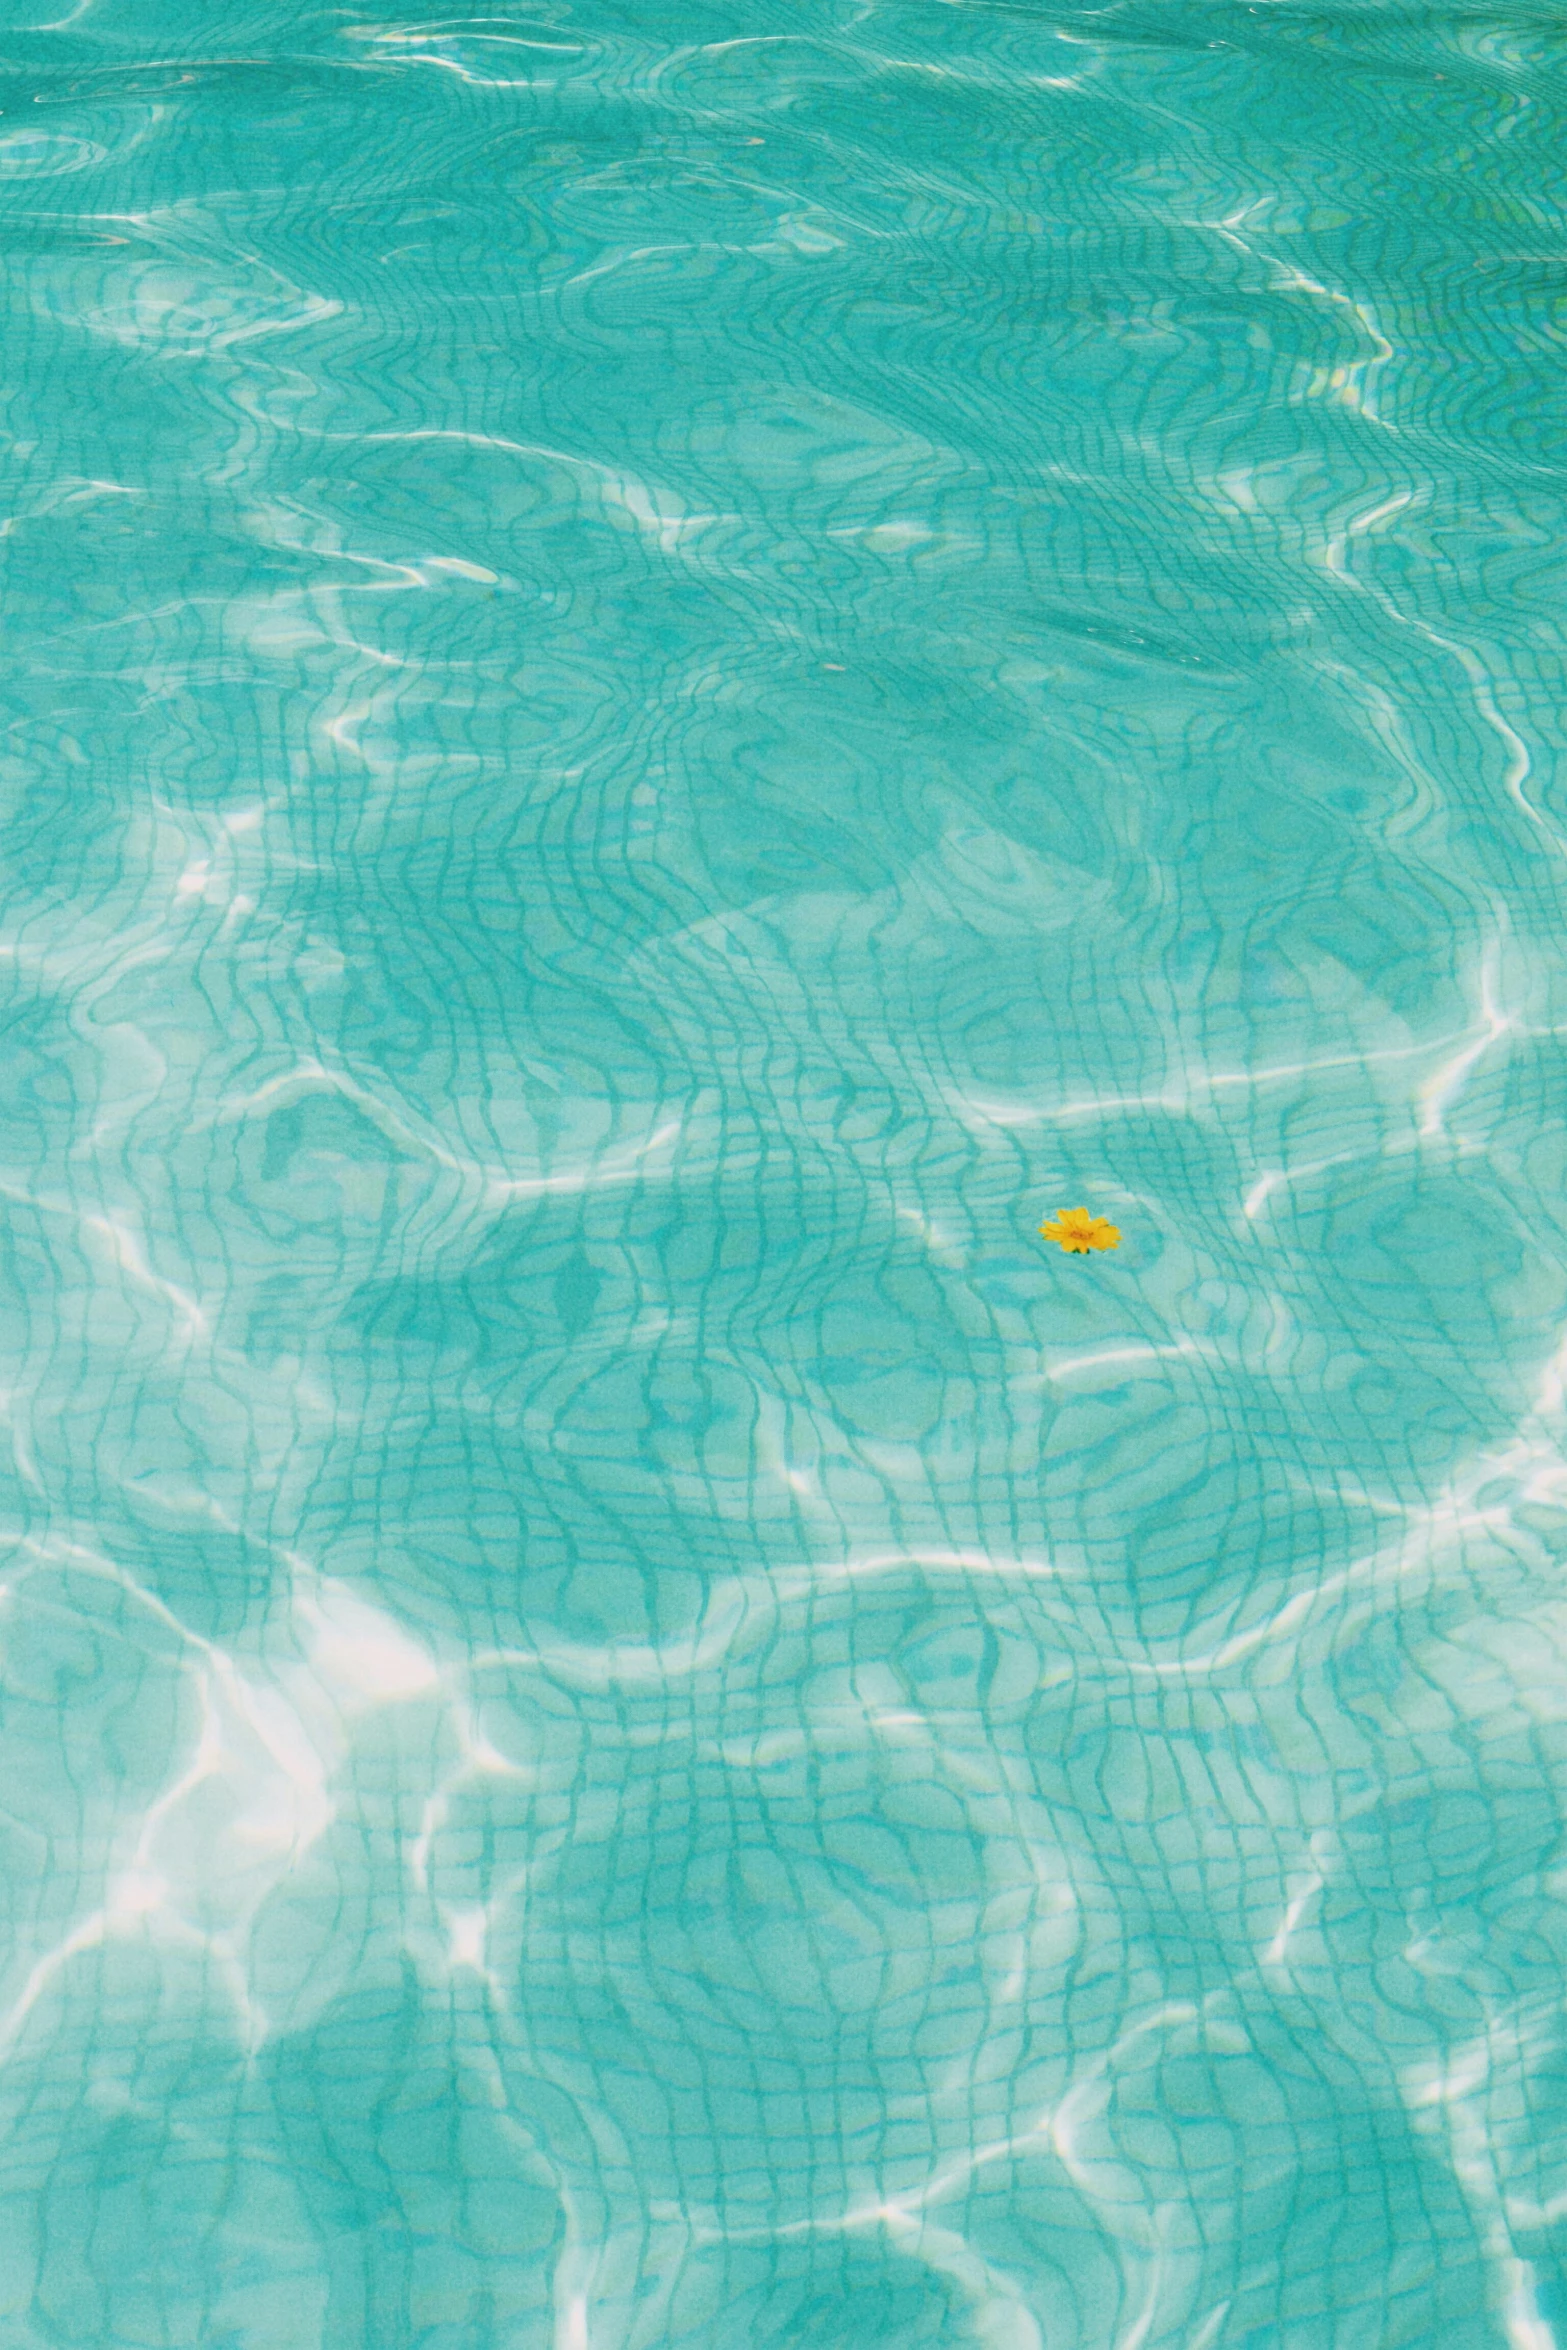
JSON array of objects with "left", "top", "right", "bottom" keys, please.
[{"left": 0, "top": 0, "right": 1563, "bottom": 2343}]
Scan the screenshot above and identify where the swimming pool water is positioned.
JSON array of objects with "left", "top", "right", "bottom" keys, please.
[{"left": 1, "top": 0, "right": 1565, "bottom": 2342}]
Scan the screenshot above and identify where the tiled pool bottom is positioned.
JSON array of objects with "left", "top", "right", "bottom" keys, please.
[{"left": 1, "top": 0, "right": 1565, "bottom": 2342}]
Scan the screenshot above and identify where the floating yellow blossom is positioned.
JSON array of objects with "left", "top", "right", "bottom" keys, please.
[{"left": 1039, "top": 1207, "right": 1120, "bottom": 1255}]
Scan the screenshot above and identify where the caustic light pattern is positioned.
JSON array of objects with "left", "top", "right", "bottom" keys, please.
[{"left": 0, "top": 0, "right": 1564, "bottom": 2346}]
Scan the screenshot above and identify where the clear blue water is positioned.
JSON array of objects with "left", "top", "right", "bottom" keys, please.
[{"left": 1, "top": 0, "right": 1565, "bottom": 2342}]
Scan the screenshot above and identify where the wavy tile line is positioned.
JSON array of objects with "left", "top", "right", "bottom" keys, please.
[{"left": 0, "top": 1, "right": 1563, "bottom": 2344}]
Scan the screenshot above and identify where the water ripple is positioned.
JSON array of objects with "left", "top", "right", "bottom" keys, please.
[{"left": 0, "top": 0, "right": 1564, "bottom": 2343}]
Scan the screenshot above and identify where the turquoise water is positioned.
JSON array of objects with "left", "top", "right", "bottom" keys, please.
[{"left": 1, "top": 0, "right": 1565, "bottom": 2342}]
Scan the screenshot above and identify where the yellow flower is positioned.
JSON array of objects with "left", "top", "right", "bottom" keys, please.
[{"left": 1039, "top": 1206, "right": 1120, "bottom": 1255}]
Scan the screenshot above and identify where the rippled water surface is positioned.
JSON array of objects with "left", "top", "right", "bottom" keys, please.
[{"left": 4, "top": 0, "right": 1567, "bottom": 2341}]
